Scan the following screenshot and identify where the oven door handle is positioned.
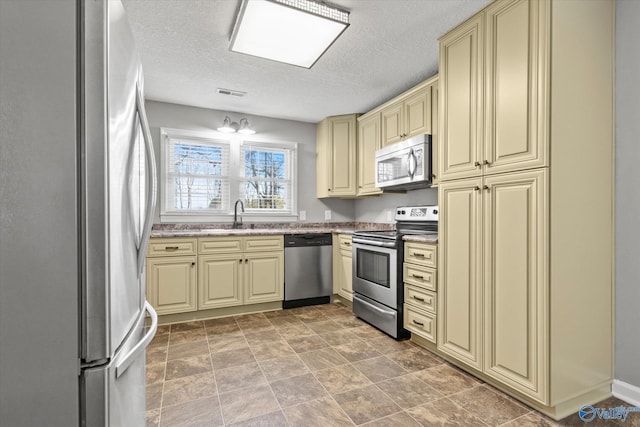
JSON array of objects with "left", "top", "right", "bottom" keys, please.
[
  {"left": 355, "top": 295, "right": 396, "bottom": 317},
  {"left": 352, "top": 237, "right": 397, "bottom": 248}
]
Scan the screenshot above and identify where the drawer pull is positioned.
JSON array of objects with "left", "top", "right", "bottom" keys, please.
[
  {"left": 412, "top": 319, "right": 424, "bottom": 327},
  {"left": 412, "top": 274, "right": 424, "bottom": 280},
  {"left": 413, "top": 296, "right": 425, "bottom": 302},
  {"left": 191, "top": 262, "right": 195, "bottom": 266},
  {"left": 413, "top": 252, "right": 431, "bottom": 259},
  {"left": 165, "top": 246, "right": 179, "bottom": 250},
  {"left": 344, "top": 242, "right": 351, "bottom": 246}
]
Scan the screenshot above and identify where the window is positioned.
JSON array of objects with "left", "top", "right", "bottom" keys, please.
[
  {"left": 160, "top": 128, "right": 297, "bottom": 222},
  {"left": 241, "top": 142, "right": 293, "bottom": 211}
]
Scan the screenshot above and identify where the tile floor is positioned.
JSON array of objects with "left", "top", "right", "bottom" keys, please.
[{"left": 146, "top": 303, "right": 636, "bottom": 426}]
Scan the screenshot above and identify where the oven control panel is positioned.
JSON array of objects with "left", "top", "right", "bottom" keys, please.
[{"left": 395, "top": 205, "right": 439, "bottom": 221}]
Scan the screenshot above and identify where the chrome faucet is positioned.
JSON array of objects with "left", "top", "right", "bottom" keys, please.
[{"left": 233, "top": 199, "right": 245, "bottom": 229}]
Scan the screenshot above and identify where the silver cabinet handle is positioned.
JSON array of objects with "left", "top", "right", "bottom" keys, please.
[
  {"left": 116, "top": 301, "right": 157, "bottom": 378},
  {"left": 136, "top": 84, "right": 158, "bottom": 278}
]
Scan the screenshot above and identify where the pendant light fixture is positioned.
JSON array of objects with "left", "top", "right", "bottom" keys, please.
[{"left": 229, "top": 0, "right": 350, "bottom": 69}]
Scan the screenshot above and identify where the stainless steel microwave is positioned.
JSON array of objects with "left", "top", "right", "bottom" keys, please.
[{"left": 375, "top": 134, "right": 432, "bottom": 190}]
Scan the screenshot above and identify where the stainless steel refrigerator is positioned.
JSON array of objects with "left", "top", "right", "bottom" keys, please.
[{"left": 0, "top": 1, "right": 158, "bottom": 425}]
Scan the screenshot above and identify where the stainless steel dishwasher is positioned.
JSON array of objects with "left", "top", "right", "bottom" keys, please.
[{"left": 283, "top": 233, "right": 333, "bottom": 309}]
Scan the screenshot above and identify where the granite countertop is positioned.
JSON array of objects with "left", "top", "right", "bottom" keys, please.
[
  {"left": 402, "top": 234, "right": 439, "bottom": 244},
  {"left": 150, "top": 222, "right": 393, "bottom": 238}
]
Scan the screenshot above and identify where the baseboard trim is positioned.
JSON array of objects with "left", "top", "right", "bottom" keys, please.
[{"left": 613, "top": 379, "right": 640, "bottom": 407}]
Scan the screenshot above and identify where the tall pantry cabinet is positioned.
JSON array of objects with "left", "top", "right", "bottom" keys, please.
[{"left": 437, "top": 0, "right": 614, "bottom": 419}]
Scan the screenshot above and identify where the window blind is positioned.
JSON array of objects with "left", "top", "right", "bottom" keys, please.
[{"left": 165, "top": 137, "right": 230, "bottom": 211}]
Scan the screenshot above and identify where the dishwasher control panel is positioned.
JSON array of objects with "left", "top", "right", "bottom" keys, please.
[{"left": 284, "top": 233, "right": 332, "bottom": 247}]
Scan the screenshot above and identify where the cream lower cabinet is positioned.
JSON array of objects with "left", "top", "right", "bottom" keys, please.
[
  {"left": 244, "top": 251, "right": 284, "bottom": 304},
  {"left": 198, "top": 253, "right": 242, "bottom": 310},
  {"left": 403, "top": 241, "right": 438, "bottom": 343},
  {"left": 333, "top": 234, "right": 353, "bottom": 301},
  {"left": 198, "top": 236, "right": 284, "bottom": 310},
  {"left": 146, "top": 238, "right": 198, "bottom": 315},
  {"left": 438, "top": 169, "right": 547, "bottom": 402}
]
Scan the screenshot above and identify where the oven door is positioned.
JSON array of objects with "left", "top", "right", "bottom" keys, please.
[{"left": 352, "top": 241, "right": 397, "bottom": 309}]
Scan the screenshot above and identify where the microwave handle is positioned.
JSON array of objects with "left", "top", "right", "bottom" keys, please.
[{"left": 407, "top": 148, "right": 417, "bottom": 178}]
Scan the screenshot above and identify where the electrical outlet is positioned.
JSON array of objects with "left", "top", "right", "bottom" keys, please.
[
  {"left": 324, "top": 210, "right": 332, "bottom": 220},
  {"left": 299, "top": 210, "right": 306, "bottom": 221},
  {"left": 386, "top": 210, "right": 393, "bottom": 222}
]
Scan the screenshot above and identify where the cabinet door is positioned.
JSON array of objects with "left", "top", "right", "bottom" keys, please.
[
  {"left": 338, "top": 250, "right": 353, "bottom": 301},
  {"left": 439, "top": 14, "right": 484, "bottom": 181},
  {"left": 198, "top": 254, "right": 242, "bottom": 310},
  {"left": 244, "top": 251, "right": 284, "bottom": 304},
  {"left": 330, "top": 115, "right": 358, "bottom": 196},
  {"left": 404, "top": 86, "right": 431, "bottom": 139},
  {"left": 357, "top": 113, "right": 382, "bottom": 196},
  {"left": 431, "top": 80, "right": 440, "bottom": 186},
  {"left": 483, "top": 169, "right": 548, "bottom": 402},
  {"left": 484, "top": 0, "right": 547, "bottom": 175},
  {"left": 437, "top": 178, "right": 483, "bottom": 370},
  {"left": 146, "top": 256, "right": 197, "bottom": 315},
  {"left": 381, "top": 101, "right": 403, "bottom": 147}
]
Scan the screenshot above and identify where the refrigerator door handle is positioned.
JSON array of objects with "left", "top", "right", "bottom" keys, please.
[
  {"left": 115, "top": 301, "right": 157, "bottom": 378},
  {"left": 136, "top": 84, "right": 158, "bottom": 278}
]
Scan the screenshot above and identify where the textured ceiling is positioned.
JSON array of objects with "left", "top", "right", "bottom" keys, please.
[{"left": 122, "top": 0, "right": 491, "bottom": 123}]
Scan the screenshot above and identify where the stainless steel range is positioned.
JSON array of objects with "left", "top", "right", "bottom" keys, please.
[{"left": 352, "top": 206, "right": 438, "bottom": 339}]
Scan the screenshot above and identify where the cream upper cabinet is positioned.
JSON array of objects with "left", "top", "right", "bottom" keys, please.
[
  {"left": 437, "top": 178, "right": 483, "bottom": 370},
  {"left": 316, "top": 114, "right": 358, "bottom": 198},
  {"left": 380, "top": 101, "right": 403, "bottom": 147},
  {"left": 381, "top": 86, "right": 431, "bottom": 147},
  {"left": 357, "top": 113, "right": 382, "bottom": 196},
  {"left": 483, "top": 0, "right": 547, "bottom": 175},
  {"left": 439, "top": 0, "right": 547, "bottom": 182},
  {"left": 438, "top": 14, "right": 484, "bottom": 181},
  {"left": 483, "top": 169, "right": 547, "bottom": 402}
]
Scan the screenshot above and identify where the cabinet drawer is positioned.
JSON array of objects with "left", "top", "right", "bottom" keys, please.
[
  {"left": 404, "top": 285, "right": 436, "bottom": 314},
  {"left": 243, "top": 236, "right": 283, "bottom": 252},
  {"left": 338, "top": 234, "right": 353, "bottom": 251},
  {"left": 404, "top": 304, "right": 436, "bottom": 343},
  {"left": 404, "top": 242, "right": 437, "bottom": 268},
  {"left": 199, "top": 237, "right": 242, "bottom": 254},
  {"left": 147, "top": 238, "right": 197, "bottom": 257},
  {"left": 403, "top": 263, "right": 437, "bottom": 291}
]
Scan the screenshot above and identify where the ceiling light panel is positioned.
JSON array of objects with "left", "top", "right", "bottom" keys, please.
[{"left": 230, "top": 0, "right": 350, "bottom": 69}]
